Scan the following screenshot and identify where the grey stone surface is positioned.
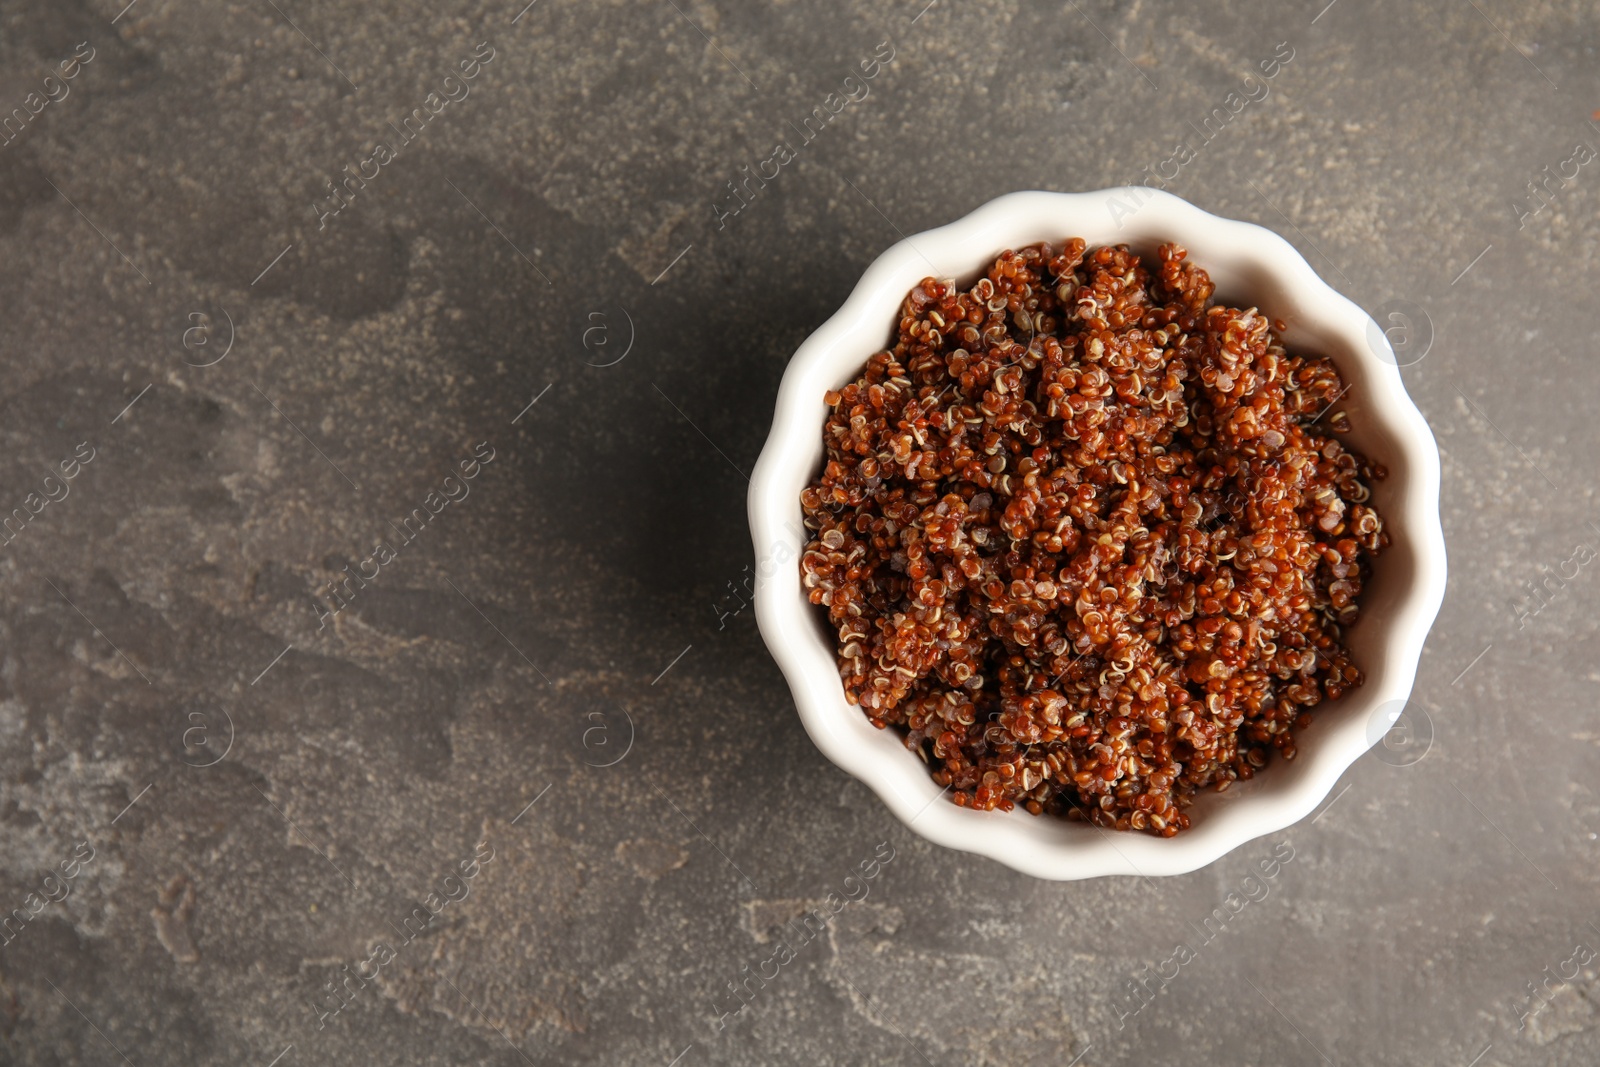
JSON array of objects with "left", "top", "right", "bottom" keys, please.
[{"left": 0, "top": 0, "right": 1596, "bottom": 1064}]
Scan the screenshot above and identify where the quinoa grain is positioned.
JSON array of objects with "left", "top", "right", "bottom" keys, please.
[{"left": 799, "top": 240, "right": 1388, "bottom": 836}]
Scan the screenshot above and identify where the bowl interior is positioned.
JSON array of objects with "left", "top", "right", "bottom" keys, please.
[{"left": 751, "top": 189, "right": 1443, "bottom": 878}]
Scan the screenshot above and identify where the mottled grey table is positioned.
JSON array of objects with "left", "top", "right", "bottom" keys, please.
[{"left": 0, "top": 0, "right": 1596, "bottom": 1064}]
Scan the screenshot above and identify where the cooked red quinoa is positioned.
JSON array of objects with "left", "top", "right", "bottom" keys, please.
[{"left": 800, "top": 240, "right": 1387, "bottom": 836}]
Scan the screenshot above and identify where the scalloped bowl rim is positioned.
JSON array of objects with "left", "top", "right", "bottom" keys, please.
[{"left": 748, "top": 188, "right": 1446, "bottom": 880}]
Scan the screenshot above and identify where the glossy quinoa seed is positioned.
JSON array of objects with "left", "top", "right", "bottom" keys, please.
[{"left": 799, "top": 240, "right": 1388, "bottom": 837}]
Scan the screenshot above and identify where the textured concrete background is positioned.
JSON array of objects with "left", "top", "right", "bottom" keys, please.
[{"left": 0, "top": 0, "right": 1596, "bottom": 1064}]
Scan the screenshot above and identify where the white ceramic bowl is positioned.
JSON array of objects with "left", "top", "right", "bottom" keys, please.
[{"left": 748, "top": 189, "right": 1446, "bottom": 880}]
